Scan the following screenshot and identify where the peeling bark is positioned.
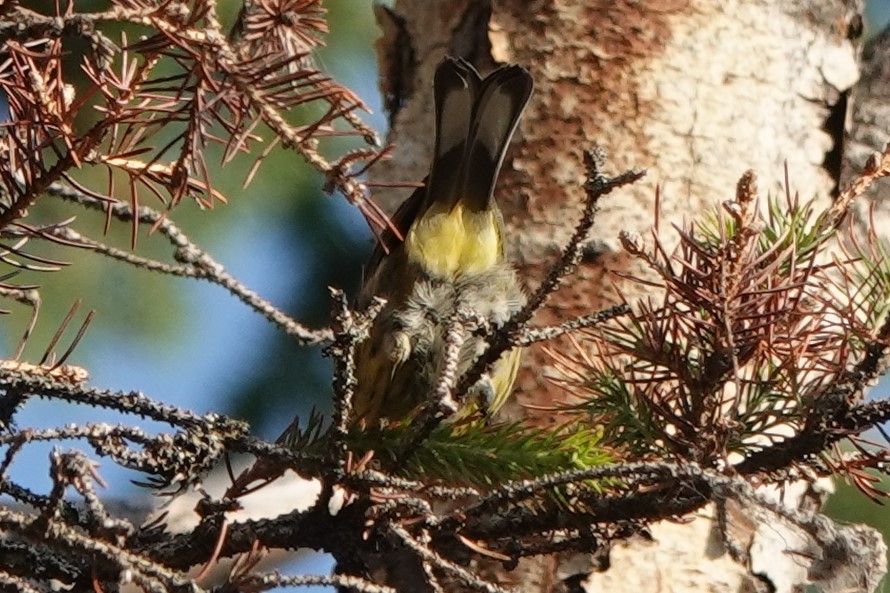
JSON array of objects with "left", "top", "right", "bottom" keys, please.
[{"left": 372, "top": 2, "right": 876, "bottom": 592}]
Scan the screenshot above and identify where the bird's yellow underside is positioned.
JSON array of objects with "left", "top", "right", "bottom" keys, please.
[{"left": 404, "top": 201, "right": 502, "bottom": 277}]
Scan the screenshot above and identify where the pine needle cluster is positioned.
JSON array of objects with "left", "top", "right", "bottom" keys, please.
[{"left": 2, "top": 0, "right": 890, "bottom": 591}]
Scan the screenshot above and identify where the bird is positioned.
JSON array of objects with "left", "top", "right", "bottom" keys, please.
[{"left": 351, "top": 57, "right": 533, "bottom": 426}]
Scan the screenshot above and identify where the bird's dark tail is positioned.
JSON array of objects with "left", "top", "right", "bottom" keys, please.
[{"left": 426, "top": 58, "right": 534, "bottom": 213}]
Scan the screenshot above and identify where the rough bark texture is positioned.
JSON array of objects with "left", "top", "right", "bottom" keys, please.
[{"left": 373, "top": 1, "right": 872, "bottom": 592}]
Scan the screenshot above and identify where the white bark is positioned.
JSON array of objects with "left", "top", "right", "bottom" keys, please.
[{"left": 374, "top": 1, "right": 885, "bottom": 592}]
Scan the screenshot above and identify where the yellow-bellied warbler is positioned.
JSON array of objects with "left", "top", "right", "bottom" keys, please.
[{"left": 353, "top": 57, "right": 533, "bottom": 426}]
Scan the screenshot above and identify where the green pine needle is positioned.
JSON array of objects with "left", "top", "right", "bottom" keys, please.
[{"left": 352, "top": 420, "right": 612, "bottom": 488}]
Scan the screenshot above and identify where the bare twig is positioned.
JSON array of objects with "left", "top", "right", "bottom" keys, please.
[
  {"left": 45, "top": 181, "right": 333, "bottom": 345},
  {"left": 239, "top": 572, "right": 397, "bottom": 593},
  {"left": 390, "top": 523, "right": 514, "bottom": 593},
  {"left": 325, "top": 289, "right": 380, "bottom": 476}
]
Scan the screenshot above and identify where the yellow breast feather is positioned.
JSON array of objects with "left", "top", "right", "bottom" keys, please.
[{"left": 404, "top": 202, "right": 502, "bottom": 278}]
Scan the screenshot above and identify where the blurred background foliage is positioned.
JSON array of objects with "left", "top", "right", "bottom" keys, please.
[
  {"left": 3, "top": 0, "right": 890, "bottom": 589},
  {"left": 4, "top": 0, "right": 386, "bottom": 447}
]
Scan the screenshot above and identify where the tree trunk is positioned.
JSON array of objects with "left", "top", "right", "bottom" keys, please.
[{"left": 374, "top": 1, "right": 872, "bottom": 592}]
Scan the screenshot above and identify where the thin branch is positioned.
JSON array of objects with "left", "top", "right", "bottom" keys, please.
[
  {"left": 516, "top": 304, "right": 630, "bottom": 346},
  {"left": 455, "top": 154, "right": 643, "bottom": 395},
  {"left": 0, "top": 370, "right": 248, "bottom": 436},
  {"left": 46, "top": 181, "right": 332, "bottom": 345},
  {"left": 325, "top": 289, "right": 379, "bottom": 477},
  {"left": 238, "top": 572, "right": 397, "bottom": 593},
  {"left": 389, "top": 523, "right": 514, "bottom": 593}
]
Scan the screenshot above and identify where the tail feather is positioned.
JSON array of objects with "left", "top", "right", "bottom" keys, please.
[
  {"left": 462, "top": 65, "right": 533, "bottom": 211},
  {"left": 426, "top": 58, "right": 533, "bottom": 213},
  {"left": 426, "top": 58, "right": 480, "bottom": 209}
]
